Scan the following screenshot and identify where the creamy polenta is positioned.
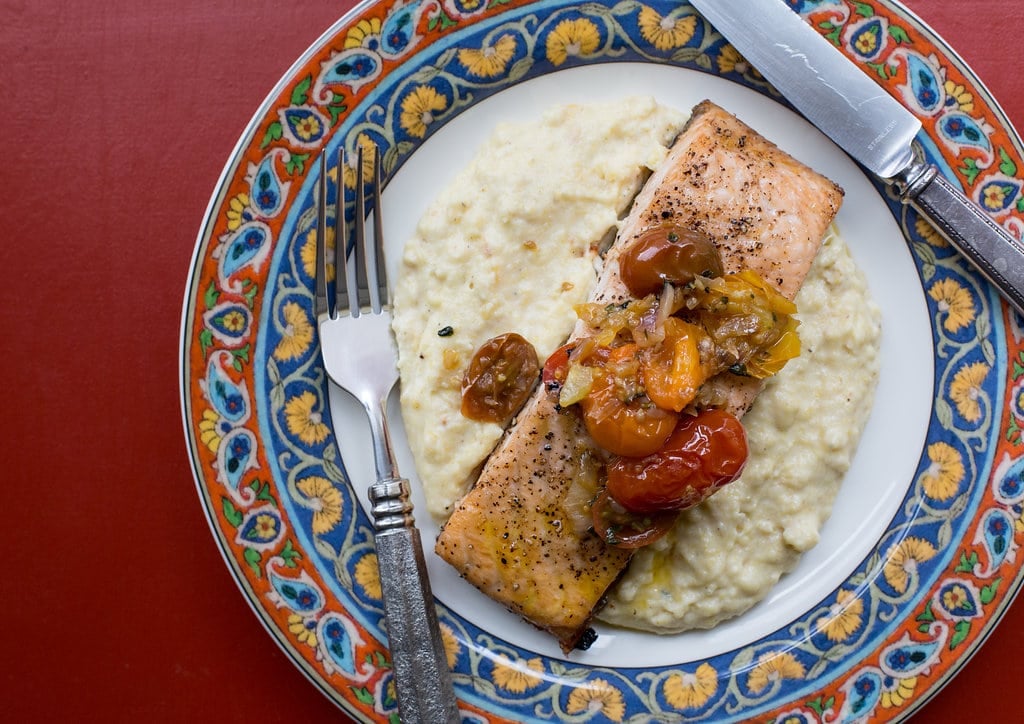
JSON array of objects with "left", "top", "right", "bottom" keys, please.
[
  {"left": 393, "top": 98, "right": 687, "bottom": 517},
  {"left": 393, "top": 98, "right": 881, "bottom": 634}
]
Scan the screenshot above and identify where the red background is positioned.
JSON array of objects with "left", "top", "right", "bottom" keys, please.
[{"left": 3, "top": 1, "right": 1021, "bottom": 721}]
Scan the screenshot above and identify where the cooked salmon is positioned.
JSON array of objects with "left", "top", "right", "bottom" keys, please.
[{"left": 434, "top": 100, "right": 844, "bottom": 652}]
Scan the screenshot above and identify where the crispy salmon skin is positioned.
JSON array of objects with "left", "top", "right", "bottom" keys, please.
[{"left": 435, "top": 101, "right": 843, "bottom": 652}]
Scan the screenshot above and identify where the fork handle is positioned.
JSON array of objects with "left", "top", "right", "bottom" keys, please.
[{"left": 369, "top": 479, "right": 461, "bottom": 724}]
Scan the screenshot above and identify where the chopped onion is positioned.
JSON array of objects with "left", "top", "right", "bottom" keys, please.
[{"left": 559, "top": 363, "right": 595, "bottom": 407}]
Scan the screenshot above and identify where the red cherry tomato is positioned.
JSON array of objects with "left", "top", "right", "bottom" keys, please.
[
  {"left": 619, "top": 225, "right": 724, "bottom": 297},
  {"left": 590, "top": 488, "right": 677, "bottom": 549},
  {"left": 606, "top": 408, "right": 747, "bottom": 514},
  {"left": 542, "top": 343, "right": 574, "bottom": 389},
  {"left": 578, "top": 345, "right": 678, "bottom": 457}
]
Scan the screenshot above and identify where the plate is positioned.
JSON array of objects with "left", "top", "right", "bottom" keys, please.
[{"left": 180, "top": 0, "right": 1024, "bottom": 720}]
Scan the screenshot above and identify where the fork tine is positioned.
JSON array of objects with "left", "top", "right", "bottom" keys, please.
[
  {"left": 314, "top": 152, "right": 330, "bottom": 318},
  {"left": 353, "top": 146, "right": 370, "bottom": 315},
  {"left": 334, "top": 148, "right": 357, "bottom": 318},
  {"left": 357, "top": 144, "right": 386, "bottom": 314},
  {"left": 368, "top": 145, "right": 387, "bottom": 311}
]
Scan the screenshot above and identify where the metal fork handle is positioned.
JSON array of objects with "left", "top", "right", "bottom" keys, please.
[{"left": 369, "top": 479, "right": 460, "bottom": 723}]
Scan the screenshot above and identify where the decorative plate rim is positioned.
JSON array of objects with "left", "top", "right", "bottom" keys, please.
[{"left": 180, "top": 1, "right": 1024, "bottom": 721}]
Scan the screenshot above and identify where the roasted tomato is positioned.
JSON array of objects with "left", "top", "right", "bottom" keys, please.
[
  {"left": 461, "top": 333, "right": 540, "bottom": 424},
  {"left": 619, "top": 225, "right": 724, "bottom": 298},
  {"left": 590, "top": 488, "right": 677, "bottom": 549},
  {"left": 606, "top": 408, "right": 747, "bottom": 514},
  {"left": 744, "top": 315, "right": 800, "bottom": 378},
  {"left": 578, "top": 345, "right": 677, "bottom": 457},
  {"left": 641, "top": 317, "right": 710, "bottom": 412},
  {"left": 692, "top": 270, "right": 801, "bottom": 378},
  {"left": 542, "top": 343, "right": 574, "bottom": 389}
]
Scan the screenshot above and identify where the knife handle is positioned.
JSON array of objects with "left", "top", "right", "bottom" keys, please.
[
  {"left": 894, "top": 161, "right": 1024, "bottom": 316},
  {"left": 369, "top": 479, "right": 461, "bottom": 724}
]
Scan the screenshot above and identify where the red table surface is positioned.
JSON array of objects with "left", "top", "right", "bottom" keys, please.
[{"left": 2, "top": 1, "right": 1021, "bottom": 721}]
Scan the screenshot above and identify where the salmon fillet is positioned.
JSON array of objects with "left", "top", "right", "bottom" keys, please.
[{"left": 435, "top": 100, "right": 844, "bottom": 652}]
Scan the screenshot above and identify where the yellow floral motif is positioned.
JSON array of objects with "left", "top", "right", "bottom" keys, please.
[
  {"left": 220, "top": 309, "right": 247, "bottom": 333},
  {"left": 545, "top": 18, "right": 601, "bottom": 66},
  {"left": 492, "top": 654, "right": 545, "bottom": 693},
  {"left": 293, "top": 114, "right": 322, "bottom": 142},
  {"left": 287, "top": 613, "right": 318, "bottom": 648},
  {"left": 566, "top": 678, "right": 625, "bottom": 721},
  {"left": 717, "top": 44, "right": 750, "bottom": 75},
  {"left": 301, "top": 222, "right": 335, "bottom": 281},
  {"left": 816, "top": 589, "right": 864, "bottom": 642},
  {"left": 345, "top": 17, "right": 382, "bottom": 48},
  {"left": 944, "top": 80, "right": 975, "bottom": 112},
  {"left": 199, "top": 409, "right": 222, "bottom": 452},
  {"left": 920, "top": 441, "right": 964, "bottom": 501},
  {"left": 274, "top": 301, "right": 314, "bottom": 362},
  {"left": 400, "top": 86, "right": 448, "bottom": 138},
  {"left": 663, "top": 662, "right": 718, "bottom": 709},
  {"left": 384, "top": 677, "right": 397, "bottom": 708},
  {"left": 928, "top": 278, "right": 975, "bottom": 333},
  {"left": 854, "top": 28, "right": 879, "bottom": 56},
  {"left": 226, "top": 193, "right": 250, "bottom": 231},
  {"left": 441, "top": 624, "right": 460, "bottom": 669},
  {"left": 284, "top": 390, "right": 331, "bottom": 445},
  {"left": 251, "top": 513, "right": 279, "bottom": 541},
  {"left": 458, "top": 34, "right": 517, "bottom": 78},
  {"left": 638, "top": 7, "right": 697, "bottom": 51},
  {"left": 881, "top": 676, "right": 918, "bottom": 708},
  {"left": 950, "top": 361, "right": 990, "bottom": 423},
  {"left": 296, "top": 475, "right": 343, "bottom": 534},
  {"left": 746, "top": 652, "right": 806, "bottom": 695},
  {"left": 982, "top": 184, "right": 1011, "bottom": 212},
  {"left": 915, "top": 217, "right": 948, "bottom": 247},
  {"left": 354, "top": 552, "right": 382, "bottom": 599},
  {"left": 342, "top": 135, "right": 381, "bottom": 189},
  {"left": 884, "top": 537, "right": 937, "bottom": 593},
  {"left": 942, "top": 583, "right": 974, "bottom": 612}
]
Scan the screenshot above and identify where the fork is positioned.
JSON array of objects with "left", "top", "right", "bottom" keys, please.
[{"left": 315, "top": 146, "right": 460, "bottom": 724}]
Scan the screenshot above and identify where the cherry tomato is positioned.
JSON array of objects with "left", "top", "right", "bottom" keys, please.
[
  {"left": 542, "top": 343, "right": 574, "bottom": 389},
  {"left": 641, "top": 318, "right": 709, "bottom": 412},
  {"left": 578, "top": 345, "right": 677, "bottom": 457},
  {"left": 590, "top": 488, "right": 677, "bottom": 549},
  {"left": 619, "top": 225, "right": 724, "bottom": 298},
  {"left": 461, "top": 333, "right": 540, "bottom": 424},
  {"left": 606, "top": 408, "right": 747, "bottom": 514}
]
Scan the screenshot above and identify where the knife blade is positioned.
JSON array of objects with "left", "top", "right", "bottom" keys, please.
[{"left": 690, "top": 0, "right": 1024, "bottom": 315}]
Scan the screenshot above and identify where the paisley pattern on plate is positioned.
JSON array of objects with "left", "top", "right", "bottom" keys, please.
[{"left": 181, "top": 0, "right": 1024, "bottom": 720}]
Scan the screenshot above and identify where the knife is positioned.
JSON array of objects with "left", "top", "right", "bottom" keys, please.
[{"left": 689, "top": 0, "right": 1024, "bottom": 315}]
